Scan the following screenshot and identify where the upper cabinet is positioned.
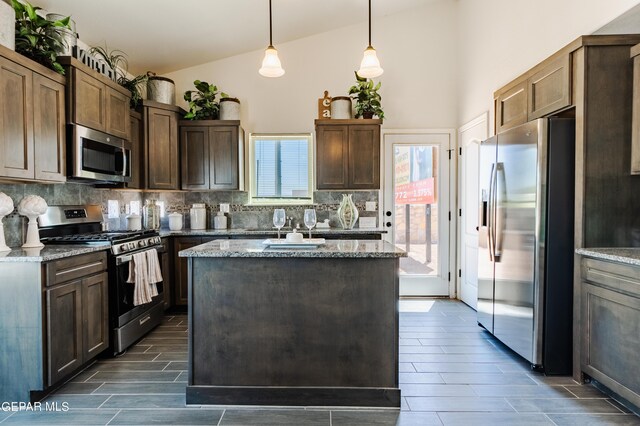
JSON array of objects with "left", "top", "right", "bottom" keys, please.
[
  {"left": 631, "top": 43, "right": 640, "bottom": 175},
  {"left": 61, "top": 57, "right": 130, "bottom": 140},
  {"left": 140, "top": 100, "right": 181, "bottom": 190},
  {"left": 316, "top": 119, "right": 381, "bottom": 190},
  {"left": 0, "top": 45, "right": 66, "bottom": 183},
  {"left": 494, "top": 53, "right": 571, "bottom": 133},
  {"left": 180, "top": 120, "right": 244, "bottom": 191},
  {"left": 128, "top": 110, "right": 142, "bottom": 189}
]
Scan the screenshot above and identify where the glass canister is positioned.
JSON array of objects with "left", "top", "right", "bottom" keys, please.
[{"left": 143, "top": 199, "right": 160, "bottom": 230}]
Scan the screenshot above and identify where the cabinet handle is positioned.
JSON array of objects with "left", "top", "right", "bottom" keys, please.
[{"left": 139, "top": 315, "right": 151, "bottom": 325}]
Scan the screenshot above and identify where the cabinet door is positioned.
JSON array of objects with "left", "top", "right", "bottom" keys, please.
[
  {"left": 495, "top": 81, "right": 527, "bottom": 133},
  {"left": 316, "top": 125, "right": 348, "bottom": 189},
  {"left": 209, "top": 126, "right": 239, "bottom": 190},
  {"left": 82, "top": 272, "right": 109, "bottom": 360},
  {"left": 632, "top": 53, "right": 640, "bottom": 174},
  {"left": 162, "top": 250, "right": 171, "bottom": 310},
  {"left": 180, "top": 126, "right": 209, "bottom": 190},
  {"left": 46, "top": 281, "right": 82, "bottom": 386},
  {"left": 33, "top": 73, "right": 65, "bottom": 182},
  {"left": 527, "top": 54, "right": 571, "bottom": 120},
  {"left": 73, "top": 68, "right": 106, "bottom": 132},
  {"left": 0, "top": 57, "right": 34, "bottom": 179},
  {"left": 348, "top": 124, "right": 380, "bottom": 189},
  {"left": 173, "top": 237, "right": 201, "bottom": 306},
  {"left": 128, "top": 112, "right": 142, "bottom": 189},
  {"left": 105, "top": 87, "right": 130, "bottom": 139},
  {"left": 146, "top": 107, "right": 179, "bottom": 189}
]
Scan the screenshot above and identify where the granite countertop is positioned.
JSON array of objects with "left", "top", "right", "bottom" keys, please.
[
  {"left": 0, "top": 244, "right": 111, "bottom": 263},
  {"left": 179, "top": 239, "right": 406, "bottom": 258},
  {"left": 576, "top": 248, "right": 640, "bottom": 267},
  {"left": 159, "top": 228, "right": 387, "bottom": 237}
]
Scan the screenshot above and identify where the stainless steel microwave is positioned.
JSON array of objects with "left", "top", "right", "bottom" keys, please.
[{"left": 68, "top": 125, "right": 131, "bottom": 183}]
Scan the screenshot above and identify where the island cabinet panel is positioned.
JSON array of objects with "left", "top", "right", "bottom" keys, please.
[
  {"left": 145, "top": 104, "right": 180, "bottom": 190},
  {"left": 72, "top": 68, "right": 106, "bottom": 132},
  {"left": 187, "top": 253, "right": 400, "bottom": 407},
  {"left": 46, "top": 280, "right": 83, "bottom": 386},
  {"left": 631, "top": 43, "right": 640, "bottom": 174},
  {"left": 527, "top": 54, "right": 571, "bottom": 120},
  {"left": 179, "top": 121, "right": 242, "bottom": 191},
  {"left": 581, "top": 257, "right": 640, "bottom": 407},
  {"left": 0, "top": 56, "right": 33, "bottom": 180},
  {"left": 495, "top": 80, "right": 527, "bottom": 133},
  {"left": 316, "top": 119, "right": 381, "bottom": 190},
  {"left": 33, "top": 74, "right": 65, "bottom": 181}
]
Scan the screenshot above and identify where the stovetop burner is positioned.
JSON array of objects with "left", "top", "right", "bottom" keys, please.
[{"left": 42, "top": 229, "right": 158, "bottom": 244}]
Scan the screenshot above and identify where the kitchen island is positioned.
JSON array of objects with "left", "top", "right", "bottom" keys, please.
[{"left": 179, "top": 239, "right": 406, "bottom": 407}]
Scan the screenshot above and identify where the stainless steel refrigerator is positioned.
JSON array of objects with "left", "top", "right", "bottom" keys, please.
[{"left": 477, "top": 117, "right": 574, "bottom": 374}]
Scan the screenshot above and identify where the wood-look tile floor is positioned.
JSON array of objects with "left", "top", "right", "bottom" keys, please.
[{"left": 2, "top": 299, "right": 639, "bottom": 425}]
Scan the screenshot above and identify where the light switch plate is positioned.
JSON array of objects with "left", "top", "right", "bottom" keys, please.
[
  {"left": 220, "top": 203, "right": 230, "bottom": 213},
  {"left": 359, "top": 217, "right": 377, "bottom": 228},
  {"left": 107, "top": 200, "right": 119, "bottom": 219},
  {"left": 365, "top": 201, "right": 377, "bottom": 211},
  {"left": 130, "top": 200, "right": 141, "bottom": 215}
]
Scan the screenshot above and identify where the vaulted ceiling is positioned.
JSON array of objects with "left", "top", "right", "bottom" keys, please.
[{"left": 35, "top": 0, "right": 435, "bottom": 74}]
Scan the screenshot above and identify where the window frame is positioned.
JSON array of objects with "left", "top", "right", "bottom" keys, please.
[{"left": 248, "top": 133, "right": 314, "bottom": 206}]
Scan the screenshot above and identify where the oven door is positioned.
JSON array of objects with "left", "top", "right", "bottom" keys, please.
[
  {"left": 113, "top": 245, "right": 165, "bottom": 328},
  {"left": 69, "top": 124, "right": 131, "bottom": 183}
]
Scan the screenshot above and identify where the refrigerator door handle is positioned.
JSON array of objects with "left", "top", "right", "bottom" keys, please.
[
  {"left": 494, "top": 162, "right": 505, "bottom": 260},
  {"left": 487, "top": 162, "right": 497, "bottom": 261}
]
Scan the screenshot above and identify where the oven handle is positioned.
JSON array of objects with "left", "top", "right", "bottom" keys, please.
[{"left": 116, "top": 246, "right": 164, "bottom": 266}]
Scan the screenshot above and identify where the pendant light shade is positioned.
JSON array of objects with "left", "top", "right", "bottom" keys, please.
[
  {"left": 358, "top": 0, "right": 383, "bottom": 79},
  {"left": 259, "top": 0, "right": 284, "bottom": 78}
]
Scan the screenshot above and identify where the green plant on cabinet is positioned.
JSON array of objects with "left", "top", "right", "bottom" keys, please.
[
  {"left": 183, "top": 80, "right": 228, "bottom": 120},
  {"left": 12, "top": 0, "right": 71, "bottom": 75},
  {"left": 348, "top": 71, "right": 384, "bottom": 119},
  {"left": 89, "top": 45, "right": 148, "bottom": 108}
]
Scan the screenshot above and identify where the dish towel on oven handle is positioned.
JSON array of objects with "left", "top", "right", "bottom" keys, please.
[{"left": 126, "top": 249, "right": 161, "bottom": 306}]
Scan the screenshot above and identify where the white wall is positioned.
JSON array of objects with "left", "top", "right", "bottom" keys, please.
[
  {"left": 165, "top": 0, "right": 458, "bottom": 134},
  {"left": 457, "top": 0, "right": 640, "bottom": 129}
]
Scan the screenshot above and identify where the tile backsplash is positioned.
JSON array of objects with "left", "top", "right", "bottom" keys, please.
[{"left": 0, "top": 182, "right": 379, "bottom": 247}]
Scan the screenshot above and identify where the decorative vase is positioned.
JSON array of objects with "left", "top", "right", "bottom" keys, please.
[
  {"left": 18, "top": 195, "right": 48, "bottom": 249},
  {"left": 337, "top": 194, "right": 359, "bottom": 229},
  {"left": 220, "top": 97, "right": 240, "bottom": 120},
  {"left": 0, "top": 192, "right": 14, "bottom": 252},
  {"left": 330, "top": 97, "right": 352, "bottom": 119}
]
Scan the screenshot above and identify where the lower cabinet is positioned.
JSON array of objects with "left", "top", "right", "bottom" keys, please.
[
  {"left": 45, "top": 253, "right": 108, "bottom": 387},
  {"left": 581, "top": 257, "right": 640, "bottom": 407},
  {"left": 161, "top": 238, "right": 171, "bottom": 310},
  {"left": 173, "top": 237, "right": 215, "bottom": 307}
]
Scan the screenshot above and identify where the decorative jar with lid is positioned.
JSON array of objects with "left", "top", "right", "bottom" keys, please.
[{"left": 143, "top": 199, "right": 160, "bottom": 230}]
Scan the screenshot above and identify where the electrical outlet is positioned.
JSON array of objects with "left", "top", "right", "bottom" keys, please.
[
  {"left": 107, "top": 200, "right": 119, "bottom": 219},
  {"left": 220, "top": 203, "right": 230, "bottom": 213},
  {"left": 130, "top": 200, "right": 141, "bottom": 215},
  {"left": 365, "top": 201, "right": 377, "bottom": 211},
  {"left": 156, "top": 201, "right": 165, "bottom": 217}
]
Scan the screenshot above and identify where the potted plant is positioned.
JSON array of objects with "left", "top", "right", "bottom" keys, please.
[
  {"left": 89, "top": 45, "right": 148, "bottom": 108},
  {"left": 11, "top": 0, "right": 71, "bottom": 75},
  {"left": 184, "top": 80, "right": 227, "bottom": 120},
  {"left": 348, "top": 71, "right": 384, "bottom": 119},
  {"left": 219, "top": 95, "right": 240, "bottom": 120}
]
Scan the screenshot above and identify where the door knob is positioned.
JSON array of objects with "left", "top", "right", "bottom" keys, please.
[{"left": 386, "top": 222, "right": 392, "bottom": 227}]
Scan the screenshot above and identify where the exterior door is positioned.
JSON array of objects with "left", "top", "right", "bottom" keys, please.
[
  {"left": 457, "top": 113, "right": 488, "bottom": 309},
  {"left": 383, "top": 131, "right": 453, "bottom": 296}
]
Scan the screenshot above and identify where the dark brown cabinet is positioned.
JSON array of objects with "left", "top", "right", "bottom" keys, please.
[
  {"left": 45, "top": 252, "right": 108, "bottom": 386},
  {"left": 580, "top": 257, "right": 640, "bottom": 408},
  {"left": 141, "top": 100, "right": 181, "bottom": 190},
  {"left": 315, "top": 119, "right": 381, "bottom": 190},
  {"left": 173, "top": 237, "right": 215, "bottom": 307},
  {"left": 631, "top": 43, "right": 640, "bottom": 174},
  {"left": 64, "top": 62, "right": 130, "bottom": 140},
  {"left": 180, "top": 121, "right": 242, "bottom": 190},
  {"left": 161, "top": 238, "right": 171, "bottom": 310},
  {"left": 128, "top": 110, "right": 142, "bottom": 189},
  {"left": 0, "top": 45, "right": 66, "bottom": 182}
]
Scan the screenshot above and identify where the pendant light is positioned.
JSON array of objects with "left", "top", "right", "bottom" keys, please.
[
  {"left": 357, "top": 0, "right": 383, "bottom": 79},
  {"left": 259, "top": 0, "right": 285, "bottom": 77}
]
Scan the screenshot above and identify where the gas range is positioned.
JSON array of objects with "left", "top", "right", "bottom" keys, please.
[{"left": 38, "top": 205, "right": 161, "bottom": 256}]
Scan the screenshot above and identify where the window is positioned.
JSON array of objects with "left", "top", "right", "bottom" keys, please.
[{"left": 249, "top": 133, "right": 313, "bottom": 205}]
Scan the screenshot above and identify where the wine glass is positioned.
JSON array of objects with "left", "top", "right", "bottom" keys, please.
[
  {"left": 304, "top": 209, "right": 317, "bottom": 239},
  {"left": 273, "top": 209, "right": 286, "bottom": 240}
]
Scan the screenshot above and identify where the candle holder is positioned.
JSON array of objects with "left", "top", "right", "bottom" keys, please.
[
  {"left": 0, "top": 192, "right": 14, "bottom": 252},
  {"left": 18, "top": 195, "right": 48, "bottom": 249}
]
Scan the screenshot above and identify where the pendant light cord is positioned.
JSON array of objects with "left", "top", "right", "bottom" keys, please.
[
  {"left": 269, "top": 0, "right": 274, "bottom": 47},
  {"left": 368, "top": 0, "right": 372, "bottom": 48}
]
